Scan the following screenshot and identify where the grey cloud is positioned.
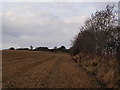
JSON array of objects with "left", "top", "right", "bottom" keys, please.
[{"left": 2, "top": 2, "right": 116, "bottom": 49}]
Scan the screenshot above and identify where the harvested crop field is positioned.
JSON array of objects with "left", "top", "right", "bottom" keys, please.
[{"left": 2, "top": 50, "right": 101, "bottom": 88}]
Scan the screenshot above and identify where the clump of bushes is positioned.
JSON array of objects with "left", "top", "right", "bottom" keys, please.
[
  {"left": 9, "top": 47, "right": 15, "bottom": 50},
  {"left": 70, "top": 5, "right": 120, "bottom": 60},
  {"left": 70, "top": 5, "right": 120, "bottom": 88}
]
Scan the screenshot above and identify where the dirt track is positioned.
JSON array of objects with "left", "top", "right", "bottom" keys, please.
[{"left": 2, "top": 50, "right": 101, "bottom": 88}]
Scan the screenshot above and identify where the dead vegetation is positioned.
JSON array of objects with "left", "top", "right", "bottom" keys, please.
[{"left": 73, "top": 53, "right": 119, "bottom": 88}]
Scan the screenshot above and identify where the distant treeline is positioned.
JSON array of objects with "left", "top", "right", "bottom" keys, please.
[
  {"left": 9, "top": 46, "right": 69, "bottom": 53},
  {"left": 70, "top": 5, "right": 120, "bottom": 59}
]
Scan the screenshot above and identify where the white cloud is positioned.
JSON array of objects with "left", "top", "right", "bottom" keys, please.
[
  {"left": 1, "top": 0, "right": 119, "bottom": 2},
  {"left": 2, "top": 2, "right": 117, "bottom": 49},
  {"left": 64, "top": 16, "right": 87, "bottom": 25}
]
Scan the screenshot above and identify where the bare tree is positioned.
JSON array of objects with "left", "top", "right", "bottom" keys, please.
[
  {"left": 30, "top": 45, "right": 33, "bottom": 51},
  {"left": 70, "top": 5, "right": 118, "bottom": 58}
]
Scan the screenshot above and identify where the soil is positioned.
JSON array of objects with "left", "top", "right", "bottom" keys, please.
[{"left": 2, "top": 50, "right": 101, "bottom": 88}]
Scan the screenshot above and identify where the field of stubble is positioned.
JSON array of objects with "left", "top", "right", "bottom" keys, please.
[{"left": 2, "top": 50, "right": 101, "bottom": 88}]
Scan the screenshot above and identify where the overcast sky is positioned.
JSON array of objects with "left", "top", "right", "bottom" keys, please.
[{"left": 2, "top": 2, "right": 118, "bottom": 49}]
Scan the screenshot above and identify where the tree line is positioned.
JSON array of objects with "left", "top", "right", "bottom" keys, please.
[
  {"left": 9, "top": 45, "right": 69, "bottom": 53},
  {"left": 70, "top": 5, "right": 120, "bottom": 59}
]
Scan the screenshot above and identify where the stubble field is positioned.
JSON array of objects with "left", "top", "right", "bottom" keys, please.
[{"left": 2, "top": 50, "right": 101, "bottom": 88}]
